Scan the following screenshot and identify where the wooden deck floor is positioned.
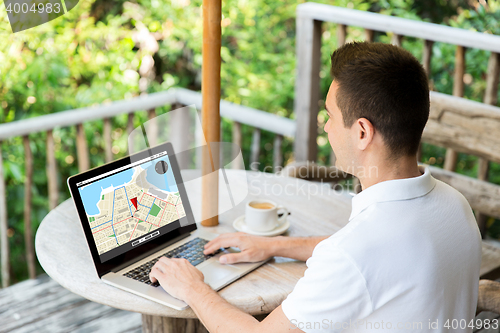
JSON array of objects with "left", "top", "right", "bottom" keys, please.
[
  {"left": 1, "top": 274, "right": 500, "bottom": 332},
  {"left": 0, "top": 274, "right": 142, "bottom": 333}
]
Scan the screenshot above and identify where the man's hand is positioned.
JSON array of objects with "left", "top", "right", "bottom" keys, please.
[
  {"left": 203, "top": 232, "right": 274, "bottom": 264},
  {"left": 149, "top": 257, "right": 212, "bottom": 303}
]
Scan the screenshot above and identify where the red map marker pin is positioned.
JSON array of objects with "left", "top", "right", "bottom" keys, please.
[{"left": 130, "top": 197, "right": 138, "bottom": 211}]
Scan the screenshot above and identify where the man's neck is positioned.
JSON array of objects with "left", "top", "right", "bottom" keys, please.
[{"left": 356, "top": 156, "right": 422, "bottom": 191}]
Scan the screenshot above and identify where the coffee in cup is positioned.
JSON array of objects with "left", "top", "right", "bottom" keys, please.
[
  {"left": 249, "top": 202, "right": 275, "bottom": 210},
  {"left": 245, "top": 200, "right": 288, "bottom": 232}
]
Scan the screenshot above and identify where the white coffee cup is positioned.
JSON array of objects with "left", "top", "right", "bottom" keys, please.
[{"left": 245, "top": 200, "right": 288, "bottom": 232}]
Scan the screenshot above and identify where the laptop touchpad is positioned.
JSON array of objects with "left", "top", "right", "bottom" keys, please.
[{"left": 200, "top": 262, "right": 240, "bottom": 287}]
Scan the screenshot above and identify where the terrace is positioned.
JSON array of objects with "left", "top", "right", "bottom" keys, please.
[{"left": 2, "top": 2, "right": 500, "bottom": 332}]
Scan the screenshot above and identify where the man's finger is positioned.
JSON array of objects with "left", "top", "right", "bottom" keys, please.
[
  {"left": 204, "top": 235, "right": 241, "bottom": 254},
  {"left": 203, "top": 234, "right": 231, "bottom": 249},
  {"left": 203, "top": 240, "right": 231, "bottom": 254},
  {"left": 155, "top": 259, "right": 170, "bottom": 272},
  {"left": 203, "top": 240, "right": 235, "bottom": 254},
  {"left": 219, "top": 252, "right": 248, "bottom": 264},
  {"left": 159, "top": 256, "right": 173, "bottom": 265},
  {"left": 204, "top": 232, "right": 245, "bottom": 248},
  {"left": 149, "top": 266, "right": 161, "bottom": 282}
]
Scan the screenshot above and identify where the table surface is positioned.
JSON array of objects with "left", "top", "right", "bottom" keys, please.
[{"left": 35, "top": 169, "right": 352, "bottom": 318}]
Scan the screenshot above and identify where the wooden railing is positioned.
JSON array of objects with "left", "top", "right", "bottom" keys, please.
[
  {"left": 0, "top": 87, "right": 296, "bottom": 288},
  {"left": 293, "top": 3, "right": 500, "bottom": 229}
]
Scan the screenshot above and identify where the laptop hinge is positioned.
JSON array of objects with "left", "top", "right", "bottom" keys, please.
[{"left": 111, "top": 232, "right": 192, "bottom": 273}]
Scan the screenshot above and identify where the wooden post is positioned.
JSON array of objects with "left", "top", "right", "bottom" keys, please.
[
  {"left": 23, "top": 136, "right": 36, "bottom": 280},
  {"left": 443, "top": 147, "right": 459, "bottom": 172},
  {"left": 147, "top": 109, "right": 158, "bottom": 147},
  {"left": 365, "top": 29, "right": 374, "bottom": 42},
  {"left": 484, "top": 53, "right": 500, "bottom": 106},
  {"left": 103, "top": 118, "right": 113, "bottom": 163},
  {"left": 422, "top": 40, "right": 434, "bottom": 79},
  {"left": 273, "top": 134, "right": 283, "bottom": 171},
  {"left": 46, "top": 130, "right": 59, "bottom": 210},
  {"left": 201, "top": 0, "right": 221, "bottom": 226},
  {"left": 231, "top": 121, "right": 243, "bottom": 169},
  {"left": 0, "top": 142, "right": 9, "bottom": 288},
  {"left": 444, "top": 45, "right": 466, "bottom": 172},
  {"left": 250, "top": 128, "right": 261, "bottom": 168},
  {"left": 127, "top": 113, "right": 135, "bottom": 137},
  {"left": 294, "top": 17, "right": 322, "bottom": 162},
  {"left": 76, "top": 123, "right": 90, "bottom": 172},
  {"left": 476, "top": 52, "right": 500, "bottom": 236},
  {"left": 126, "top": 113, "right": 135, "bottom": 154},
  {"left": 337, "top": 24, "right": 346, "bottom": 47},
  {"left": 453, "top": 46, "right": 466, "bottom": 97},
  {"left": 391, "top": 33, "right": 402, "bottom": 47}
]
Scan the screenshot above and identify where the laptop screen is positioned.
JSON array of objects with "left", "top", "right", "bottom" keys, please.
[{"left": 76, "top": 151, "right": 187, "bottom": 263}]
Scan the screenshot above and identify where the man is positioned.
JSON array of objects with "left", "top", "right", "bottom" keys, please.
[{"left": 149, "top": 42, "right": 482, "bottom": 332}]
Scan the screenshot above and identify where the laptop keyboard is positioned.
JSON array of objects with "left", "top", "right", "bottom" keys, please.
[{"left": 123, "top": 237, "right": 221, "bottom": 287}]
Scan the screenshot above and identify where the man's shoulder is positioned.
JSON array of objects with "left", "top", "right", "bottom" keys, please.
[
  {"left": 323, "top": 176, "right": 478, "bottom": 256},
  {"left": 425, "top": 177, "right": 477, "bottom": 224},
  {"left": 432, "top": 177, "right": 471, "bottom": 206}
]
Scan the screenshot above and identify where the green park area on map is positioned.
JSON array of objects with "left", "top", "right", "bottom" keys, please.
[{"left": 149, "top": 203, "right": 161, "bottom": 217}]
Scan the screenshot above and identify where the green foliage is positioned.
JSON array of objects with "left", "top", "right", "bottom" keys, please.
[{"left": 0, "top": 0, "right": 499, "bottom": 285}]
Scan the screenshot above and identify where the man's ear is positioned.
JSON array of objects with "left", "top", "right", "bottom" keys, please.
[{"left": 354, "top": 118, "right": 375, "bottom": 150}]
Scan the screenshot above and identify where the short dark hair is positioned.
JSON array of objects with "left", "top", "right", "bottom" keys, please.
[{"left": 330, "top": 42, "right": 429, "bottom": 157}]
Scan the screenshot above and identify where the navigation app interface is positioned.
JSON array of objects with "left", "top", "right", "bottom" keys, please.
[{"left": 77, "top": 152, "right": 186, "bottom": 262}]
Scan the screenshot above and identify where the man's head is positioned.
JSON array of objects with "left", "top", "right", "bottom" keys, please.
[{"left": 324, "top": 42, "right": 429, "bottom": 174}]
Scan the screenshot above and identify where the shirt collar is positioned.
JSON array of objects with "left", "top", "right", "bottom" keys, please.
[{"left": 349, "top": 164, "right": 436, "bottom": 221}]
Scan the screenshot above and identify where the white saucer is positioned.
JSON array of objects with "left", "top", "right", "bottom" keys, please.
[{"left": 232, "top": 215, "right": 290, "bottom": 237}]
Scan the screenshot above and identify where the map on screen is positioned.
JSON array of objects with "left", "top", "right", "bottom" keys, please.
[{"left": 78, "top": 155, "right": 186, "bottom": 255}]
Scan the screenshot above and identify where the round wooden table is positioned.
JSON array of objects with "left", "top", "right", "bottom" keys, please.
[{"left": 35, "top": 170, "right": 352, "bottom": 332}]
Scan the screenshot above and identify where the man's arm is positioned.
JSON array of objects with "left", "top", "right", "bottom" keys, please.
[
  {"left": 148, "top": 233, "right": 328, "bottom": 332},
  {"left": 203, "top": 232, "right": 328, "bottom": 263},
  {"left": 149, "top": 257, "right": 304, "bottom": 333},
  {"left": 187, "top": 282, "right": 299, "bottom": 333},
  {"left": 271, "top": 235, "right": 329, "bottom": 261}
]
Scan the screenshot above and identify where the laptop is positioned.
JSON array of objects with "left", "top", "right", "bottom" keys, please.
[{"left": 67, "top": 141, "right": 268, "bottom": 310}]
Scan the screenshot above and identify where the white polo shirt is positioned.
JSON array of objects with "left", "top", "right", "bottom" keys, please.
[{"left": 282, "top": 165, "right": 481, "bottom": 332}]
